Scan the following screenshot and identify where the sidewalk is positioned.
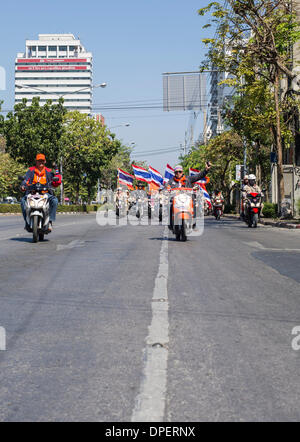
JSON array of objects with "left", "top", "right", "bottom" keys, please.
[{"left": 224, "top": 214, "right": 300, "bottom": 229}]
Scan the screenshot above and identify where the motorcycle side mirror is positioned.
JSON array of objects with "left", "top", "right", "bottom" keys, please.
[{"left": 52, "top": 177, "right": 59, "bottom": 182}]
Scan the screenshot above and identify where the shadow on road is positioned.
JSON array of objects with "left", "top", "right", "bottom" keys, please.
[{"left": 10, "top": 237, "right": 49, "bottom": 243}]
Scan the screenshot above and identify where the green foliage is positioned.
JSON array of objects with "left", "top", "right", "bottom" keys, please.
[
  {"left": 296, "top": 199, "right": 300, "bottom": 216},
  {"left": 100, "top": 143, "right": 132, "bottom": 190},
  {"left": 263, "top": 202, "right": 278, "bottom": 219},
  {"left": 0, "top": 204, "right": 22, "bottom": 213},
  {"left": 0, "top": 152, "right": 27, "bottom": 199},
  {"left": 181, "top": 131, "right": 243, "bottom": 200},
  {"left": 0, "top": 204, "right": 101, "bottom": 214},
  {"left": 61, "top": 112, "right": 119, "bottom": 203},
  {"left": 3, "top": 97, "right": 67, "bottom": 166},
  {"left": 198, "top": 0, "right": 300, "bottom": 205}
]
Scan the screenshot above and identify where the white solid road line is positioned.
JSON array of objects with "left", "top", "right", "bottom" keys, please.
[{"left": 132, "top": 226, "right": 169, "bottom": 422}]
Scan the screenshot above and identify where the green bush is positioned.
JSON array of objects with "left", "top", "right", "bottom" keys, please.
[
  {"left": 297, "top": 199, "right": 300, "bottom": 216},
  {"left": 0, "top": 204, "right": 101, "bottom": 214},
  {"left": 0, "top": 204, "right": 22, "bottom": 213},
  {"left": 224, "top": 203, "right": 236, "bottom": 214},
  {"left": 262, "top": 202, "right": 278, "bottom": 219}
]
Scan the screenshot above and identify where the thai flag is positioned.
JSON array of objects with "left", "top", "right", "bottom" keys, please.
[
  {"left": 149, "top": 166, "right": 164, "bottom": 188},
  {"left": 118, "top": 168, "right": 134, "bottom": 187},
  {"left": 164, "top": 164, "right": 175, "bottom": 184},
  {"left": 132, "top": 164, "right": 151, "bottom": 183},
  {"left": 189, "top": 168, "right": 211, "bottom": 204}
]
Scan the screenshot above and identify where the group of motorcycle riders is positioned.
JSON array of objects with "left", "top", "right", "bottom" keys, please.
[{"left": 20, "top": 154, "right": 263, "bottom": 237}]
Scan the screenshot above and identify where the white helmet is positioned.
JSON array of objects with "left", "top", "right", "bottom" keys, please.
[{"left": 248, "top": 174, "right": 256, "bottom": 185}]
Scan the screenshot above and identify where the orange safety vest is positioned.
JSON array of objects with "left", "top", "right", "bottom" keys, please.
[{"left": 32, "top": 168, "right": 47, "bottom": 185}]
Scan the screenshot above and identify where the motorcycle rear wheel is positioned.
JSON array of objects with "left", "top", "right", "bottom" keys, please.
[{"left": 32, "top": 216, "right": 39, "bottom": 243}]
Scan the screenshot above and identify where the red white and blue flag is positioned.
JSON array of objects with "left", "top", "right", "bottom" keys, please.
[
  {"left": 118, "top": 168, "right": 134, "bottom": 187},
  {"left": 189, "top": 168, "right": 211, "bottom": 204},
  {"left": 164, "top": 164, "right": 175, "bottom": 185},
  {"left": 132, "top": 164, "right": 151, "bottom": 183},
  {"left": 149, "top": 166, "right": 164, "bottom": 188}
]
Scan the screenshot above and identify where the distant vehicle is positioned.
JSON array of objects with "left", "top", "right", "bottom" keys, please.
[{"left": 3, "top": 197, "right": 18, "bottom": 204}]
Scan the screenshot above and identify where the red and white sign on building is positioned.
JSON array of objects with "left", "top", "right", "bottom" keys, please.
[{"left": 15, "top": 34, "right": 93, "bottom": 114}]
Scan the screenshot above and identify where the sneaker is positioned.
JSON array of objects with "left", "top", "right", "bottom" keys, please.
[{"left": 48, "top": 221, "right": 53, "bottom": 232}]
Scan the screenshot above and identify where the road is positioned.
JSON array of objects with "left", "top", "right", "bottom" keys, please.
[{"left": 0, "top": 213, "right": 300, "bottom": 422}]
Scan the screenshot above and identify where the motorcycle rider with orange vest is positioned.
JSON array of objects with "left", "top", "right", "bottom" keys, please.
[{"left": 21, "top": 154, "right": 61, "bottom": 232}]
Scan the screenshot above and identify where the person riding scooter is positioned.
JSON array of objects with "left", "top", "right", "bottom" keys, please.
[
  {"left": 242, "top": 174, "right": 263, "bottom": 219},
  {"left": 240, "top": 175, "right": 249, "bottom": 219},
  {"left": 243, "top": 174, "right": 262, "bottom": 197},
  {"left": 132, "top": 182, "right": 148, "bottom": 218},
  {"left": 21, "top": 154, "right": 61, "bottom": 232},
  {"left": 212, "top": 190, "right": 225, "bottom": 217},
  {"left": 165, "top": 162, "right": 211, "bottom": 230}
]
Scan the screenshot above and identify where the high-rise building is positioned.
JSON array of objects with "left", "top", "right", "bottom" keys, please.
[{"left": 15, "top": 34, "right": 93, "bottom": 114}]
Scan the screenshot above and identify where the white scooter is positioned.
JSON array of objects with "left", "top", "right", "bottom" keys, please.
[{"left": 24, "top": 180, "right": 58, "bottom": 242}]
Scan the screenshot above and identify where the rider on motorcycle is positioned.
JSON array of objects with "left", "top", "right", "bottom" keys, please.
[
  {"left": 20, "top": 154, "right": 61, "bottom": 232},
  {"left": 166, "top": 163, "right": 211, "bottom": 189},
  {"left": 243, "top": 174, "right": 261, "bottom": 196},
  {"left": 212, "top": 190, "right": 225, "bottom": 208},
  {"left": 132, "top": 182, "right": 147, "bottom": 199},
  {"left": 242, "top": 174, "right": 263, "bottom": 218},
  {"left": 165, "top": 162, "right": 211, "bottom": 229},
  {"left": 240, "top": 175, "right": 249, "bottom": 219}
]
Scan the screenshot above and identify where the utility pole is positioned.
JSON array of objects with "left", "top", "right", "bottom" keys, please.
[
  {"left": 203, "top": 109, "right": 208, "bottom": 145},
  {"left": 60, "top": 158, "right": 64, "bottom": 205}
]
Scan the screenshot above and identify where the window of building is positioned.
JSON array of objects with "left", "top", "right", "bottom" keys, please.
[
  {"left": 49, "top": 46, "right": 57, "bottom": 51},
  {"left": 38, "top": 46, "right": 47, "bottom": 52}
]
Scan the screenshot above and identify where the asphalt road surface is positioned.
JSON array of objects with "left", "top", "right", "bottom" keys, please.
[{"left": 0, "top": 213, "right": 300, "bottom": 422}]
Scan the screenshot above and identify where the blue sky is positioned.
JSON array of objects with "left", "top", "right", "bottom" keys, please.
[{"left": 0, "top": 0, "right": 215, "bottom": 172}]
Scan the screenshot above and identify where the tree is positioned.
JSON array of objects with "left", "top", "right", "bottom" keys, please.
[
  {"left": 3, "top": 97, "right": 67, "bottom": 166},
  {"left": 181, "top": 131, "right": 243, "bottom": 202},
  {"left": 61, "top": 112, "right": 119, "bottom": 203},
  {"left": 0, "top": 153, "right": 26, "bottom": 199},
  {"left": 199, "top": 0, "right": 300, "bottom": 211},
  {"left": 100, "top": 143, "right": 132, "bottom": 190}
]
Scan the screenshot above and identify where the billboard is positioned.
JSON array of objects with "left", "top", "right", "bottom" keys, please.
[{"left": 163, "top": 74, "right": 206, "bottom": 112}]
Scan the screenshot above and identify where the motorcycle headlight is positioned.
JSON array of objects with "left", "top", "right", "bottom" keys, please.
[
  {"left": 177, "top": 194, "right": 188, "bottom": 204},
  {"left": 38, "top": 199, "right": 46, "bottom": 208},
  {"left": 30, "top": 199, "right": 37, "bottom": 208}
]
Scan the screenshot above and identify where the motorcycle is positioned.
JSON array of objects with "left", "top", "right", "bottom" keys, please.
[
  {"left": 244, "top": 192, "right": 262, "bottom": 228},
  {"left": 24, "top": 179, "right": 58, "bottom": 242},
  {"left": 213, "top": 198, "right": 224, "bottom": 220},
  {"left": 170, "top": 188, "right": 194, "bottom": 241}
]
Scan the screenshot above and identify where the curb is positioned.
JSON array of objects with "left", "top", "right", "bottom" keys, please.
[
  {"left": 259, "top": 219, "right": 300, "bottom": 229},
  {"left": 224, "top": 214, "right": 300, "bottom": 229}
]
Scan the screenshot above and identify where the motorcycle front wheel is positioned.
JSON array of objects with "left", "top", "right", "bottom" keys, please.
[
  {"left": 252, "top": 213, "right": 258, "bottom": 228},
  {"left": 32, "top": 215, "right": 39, "bottom": 243},
  {"left": 181, "top": 221, "right": 187, "bottom": 242}
]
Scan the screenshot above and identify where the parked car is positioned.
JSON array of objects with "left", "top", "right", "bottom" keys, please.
[{"left": 3, "top": 197, "right": 18, "bottom": 204}]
